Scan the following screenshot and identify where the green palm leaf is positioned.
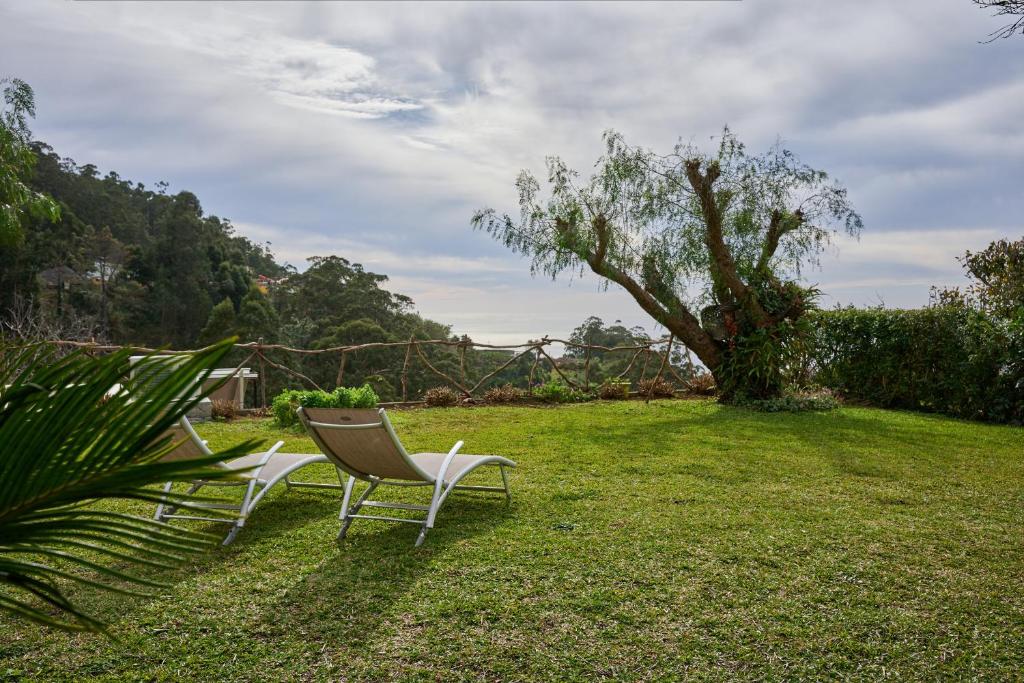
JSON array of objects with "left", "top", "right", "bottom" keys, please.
[{"left": 0, "top": 339, "right": 257, "bottom": 634}]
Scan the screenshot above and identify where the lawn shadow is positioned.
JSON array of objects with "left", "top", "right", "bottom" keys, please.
[
  {"left": 48, "top": 485, "right": 348, "bottom": 630},
  {"left": 255, "top": 491, "right": 514, "bottom": 647}
]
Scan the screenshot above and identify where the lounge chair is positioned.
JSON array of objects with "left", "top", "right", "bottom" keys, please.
[
  {"left": 297, "top": 407, "right": 516, "bottom": 546},
  {"left": 153, "top": 416, "right": 342, "bottom": 544}
]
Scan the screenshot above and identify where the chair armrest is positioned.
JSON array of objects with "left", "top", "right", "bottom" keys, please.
[
  {"left": 435, "top": 440, "right": 464, "bottom": 486},
  {"left": 249, "top": 440, "right": 285, "bottom": 478}
]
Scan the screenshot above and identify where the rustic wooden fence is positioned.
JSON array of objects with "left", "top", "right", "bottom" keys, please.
[{"left": 45, "top": 334, "right": 701, "bottom": 405}]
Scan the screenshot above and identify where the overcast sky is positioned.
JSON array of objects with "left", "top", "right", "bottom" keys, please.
[{"left": 2, "top": 1, "right": 1022, "bottom": 344}]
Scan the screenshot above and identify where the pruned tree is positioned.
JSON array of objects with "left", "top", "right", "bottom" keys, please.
[
  {"left": 974, "top": 1, "right": 1024, "bottom": 41},
  {"left": 474, "top": 129, "right": 861, "bottom": 400}
]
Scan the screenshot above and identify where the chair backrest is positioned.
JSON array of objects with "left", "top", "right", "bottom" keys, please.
[
  {"left": 298, "top": 407, "right": 432, "bottom": 482},
  {"left": 153, "top": 416, "right": 228, "bottom": 469}
]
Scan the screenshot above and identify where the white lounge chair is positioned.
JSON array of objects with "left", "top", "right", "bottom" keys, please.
[
  {"left": 298, "top": 407, "right": 516, "bottom": 547},
  {"left": 153, "top": 416, "right": 341, "bottom": 544}
]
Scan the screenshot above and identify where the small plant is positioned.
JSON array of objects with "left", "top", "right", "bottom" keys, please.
[
  {"left": 211, "top": 399, "right": 237, "bottom": 421},
  {"left": 686, "top": 372, "right": 717, "bottom": 396},
  {"left": 733, "top": 389, "right": 839, "bottom": 413},
  {"left": 597, "top": 380, "right": 630, "bottom": 400},
  {"left": 532, "top": 381, "right": 592, "bottom": 404},
  {"left": 484, "top": 384, "right": 526, "bottom": 403},
  {"left": 424, "top": 386, "right": 461, "bottom": 407},
  {"left": 637, "top": 377, "right": 675, "bottom": 398},
  {"left": 271, "top": 385, "right": 380, "bottom": 427}
]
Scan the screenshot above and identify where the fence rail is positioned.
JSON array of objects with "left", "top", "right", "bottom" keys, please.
[{"left": 41, "top": 334, "right": 700, "bottom": 404}]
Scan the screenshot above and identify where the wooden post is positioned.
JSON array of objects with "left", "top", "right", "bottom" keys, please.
[
  {"left": 400, "top": 337, "right": 414, "bottom": 402},
  {"left": 335, "top": 351, "right": 347, "bottom": 388},
  {"left": 528, "top": 346, "right": 541, "bottom": 388},
  {"left": 257, "top": 337, "right": 267, "bottom": 409},
  {"left": 638, "top": 346, "right": 651, "bottom": 381},
  {"left": 583, "top": 344, "right": 592, "bottom": 391},
  {"left": 646, "top": 335, "right": 674, "bottom": 403},
  {"left": 459, "top": 343, "right": 468, "bottom": 387}
]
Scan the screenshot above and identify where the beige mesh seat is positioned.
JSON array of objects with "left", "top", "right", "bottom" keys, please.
[
  {"left": 298, "top": 407, "right": 516, "bottom": 547},
  {"left": 153, "top": 416, "right": 341, "bottom": 544}
]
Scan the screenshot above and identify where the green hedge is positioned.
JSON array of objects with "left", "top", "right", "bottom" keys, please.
[
  {"left": 808, "top": 307, "right": 1024, "bottom": 424},
  {"left": 271, "top": 385, "right": 380, "bottom": 427}
]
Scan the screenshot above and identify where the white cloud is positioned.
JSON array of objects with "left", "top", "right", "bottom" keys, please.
[{"left": 1, "top": 0, "right": 1022, "bottom": 341}]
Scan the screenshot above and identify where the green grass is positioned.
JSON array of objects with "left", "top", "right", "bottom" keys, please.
[{"left": 2, "top": 401, "right": 1023, "bottom": 681}]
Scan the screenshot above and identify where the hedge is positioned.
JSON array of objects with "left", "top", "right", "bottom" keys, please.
[{"left": 807, "top": 307, "right": 1024, "bottom": 424}]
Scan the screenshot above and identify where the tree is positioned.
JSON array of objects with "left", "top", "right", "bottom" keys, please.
[
  {"left": 960, "top": 237, "right": 1024, "bottom": 318},
  {"left": 198, "top": 297, "right": 237, "bottom": 346},
  {"left": 86, "top": 226, "right": 125, "bottom": 338},
  {"left": 974, "top": 1, "right": 1024, "bottom": 41},
  {"left": 0, "top": 78, "right": 59, "bottom": 246},
  {"left": 474, "top": 129, "right": 861, "bottom": 400},
  {"left": 234, "top": 284, "right": 279, "bottom": 343}
]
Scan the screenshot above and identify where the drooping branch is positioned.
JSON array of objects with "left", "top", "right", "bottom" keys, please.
[{"left": 975, "top": 0, "right": 1024, "bottom": 41}]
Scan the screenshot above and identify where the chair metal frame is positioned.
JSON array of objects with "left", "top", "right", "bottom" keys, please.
[
  {"left": 154, "top": 416, "right": 342, "bottom": 544},
  {"left": 298, "top": 407, "right": 515, "bottom": 546}
]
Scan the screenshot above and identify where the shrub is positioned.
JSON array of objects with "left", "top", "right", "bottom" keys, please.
[
  {"left": 808, "top": 307, "right": 1024, "bottom": 424},
  {"left": 685, "top": 372, "right": 717, "bottom": 396},
  {"left": 483, "top": 384, "right": 526, "bottom": 403},
  {"left": 532, "top": 381, "right": 592, "bottom": 404},
  {"left": 423, "top": 386, "right": 460, "bottom": 407},
  {"left": 271, "top": 384, "right": 380, "bottom": 427},
  {"left": 211, "top": 399, "right": 237, "bottom": 421},
  {"left": 597, "top": 380, "right": 630, "bottom": 400},
  {"left": 733, "top": 389, "right": 839, "bottom": 413},
  {"left": 637, "top": 377, "right": 675, "bottom": 398}
]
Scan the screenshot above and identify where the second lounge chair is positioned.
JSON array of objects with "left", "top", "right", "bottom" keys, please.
[
  {"left": 153, "top": 416, "right": 342, "bottom": 544},
  {"left": 298, "top": 407, "right": 516, "bottom": 546}
]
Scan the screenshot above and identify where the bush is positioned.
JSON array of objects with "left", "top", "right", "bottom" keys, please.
[
  {"left": 733, "top": 389, "right": 839, "bottom": 413},
  {"left": 423, "top": 386, "right": 461, "bottom": 407},
  {"left": 808, "top": 307, "right": 1024, "bottom": 424},
  {"left": 637, "top": 377, "right": 675, "bottom": 398},
  {"left": 685, "top": 372, "right": 717, "bottom": 396},
  {"left": 483, "top": 384, "right": 526, "bottom": 403},
  {"left": 271, "top": 384, "right": 380, "bottom": 427},
  {"left": 532, "top": 381, "right": 592, "bottom": 404},
  {"left": 210, "top": 399, "right": 237, "bottom": 421},
  {"left": 597, "top": 380, "right": 630, "bottom": 400}
]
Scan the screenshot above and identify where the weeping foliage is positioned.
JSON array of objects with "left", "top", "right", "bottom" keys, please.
[
  {"left": 474, "top": 128, "right": 861, "bottom": 309},
  {"left": 0, "top": 339, "right": 255, "bottom": 634},
  {"left": 474, "top": 127, "right": 862, "bottom": 400}
]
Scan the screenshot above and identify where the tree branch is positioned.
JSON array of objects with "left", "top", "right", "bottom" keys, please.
[
  {"left": 685, "top": 159, "right": 770, "bottom": 325},
  {"left": 554, "top": 213, "right": 722, "bottom": 368}
]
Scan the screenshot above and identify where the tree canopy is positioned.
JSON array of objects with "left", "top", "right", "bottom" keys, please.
[{"left": 475, "top": 128, "right": 861, "bottom": 399}]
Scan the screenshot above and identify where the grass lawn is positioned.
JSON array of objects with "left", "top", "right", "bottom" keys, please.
[{"left": 1, "top": 400, "right": 1023, "bottom": 681}]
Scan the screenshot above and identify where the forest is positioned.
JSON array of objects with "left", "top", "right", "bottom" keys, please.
[{"left": 0, "top": 141, "right": 687, "bottom": 400}]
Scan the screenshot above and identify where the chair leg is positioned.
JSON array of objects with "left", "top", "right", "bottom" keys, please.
[
  {"left": 415, "top": 525, "right": 429, "bottom": 547},
  {"left": 338, "top": 474, "right": 356, "bottom": 521},
  {"left": 162, "top": 482, "right": 203, "bottom": 518},
  {"left": 223, "top": 522, "right": 243, "bottom": 546},
  {"left": 222, "top": 480, "right": 260, "bottom": 545},
  {"left": 339, "top": 480, "right": 377, "bottom": 540},
  {"left": 500, "top": 465, "right": 512, "bottom": 502},
  {"left": 154, "top": 481, "right": 174, "bottom": 521},
  {"left": 425, "top": 480, "right": 447, "bottom": 530}
]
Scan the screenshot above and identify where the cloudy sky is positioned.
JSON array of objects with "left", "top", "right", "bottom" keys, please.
[{"left": 2, "top": 1, "right": 1022, "bottom": 344}]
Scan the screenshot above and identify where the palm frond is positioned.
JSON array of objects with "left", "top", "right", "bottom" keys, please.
[{"left": 0, "top": 339, "right": 257, "bottom": 634}]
